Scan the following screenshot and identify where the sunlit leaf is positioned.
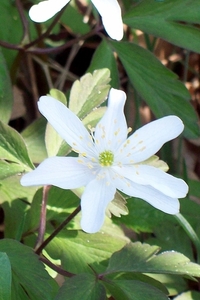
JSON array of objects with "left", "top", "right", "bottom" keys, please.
[
  {"left": 106, "top": 242, "right": 200, "bottom": 277},
  {"left": 69, "top": 69, "right": 110, "bottom": 118},
  {"left": 0, "top": 120, "right": 34, "bottom": 170}
]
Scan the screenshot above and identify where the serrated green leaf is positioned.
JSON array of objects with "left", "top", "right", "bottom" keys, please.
[
  {"left": 110, "top": 41, "right": 199, "bottom": 139},
  {"left": 106, "top": 242, "right": 200, "bottom": 277},
  {"left": 55, "top": 274, "right": 106, "bottom": 300},
  {"left": 0, "top": 252, "right": 11, "bottom": 300},
  {"left": 0, "top": 239, "right": 58, "bottom": 300},
  {"left": 21, "top": 117, "right": 47, "bottom": 164},
  {"left": 87, "top": 40, "right": 119, "bottom": 88},
  {"left": 0, "top": 49, "right": 13, "bottom": 124},
  {"left": 124, "top": 0, "right": 200, "bottom": 53},
  {"left": 0, "top": 120, "right": 34, "bottom": 170},
  {"left": 104, "top": 279, "right": 168, "bottom": 300},
  {"left": 69, "top": 69, "right": 110, "bottom": 118},
  {"left": 46, "top": 228, "right": 128, "bottom": 274}
]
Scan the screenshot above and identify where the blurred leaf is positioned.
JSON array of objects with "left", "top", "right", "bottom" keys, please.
[
  {"left": 104, "top": 279, "right": 168, "bottom": 300},
  {"left": 148, "top": 273, "right": 188, "bottom": 296},
  {"left": 124, "top": 0, "right": 200, "bottom": 53},
  {"left": 0, "top": 174, "right": 37, "bottom": 239},
  {"left": 55, "top": 274, "right": 106, "bottom": 300},
  {"left": 69, "top": 69, "right": 110, "bottom": 118},
  {"left": 106, "top": 242, "right": 200, "bottom": 277},
  {"left": 24, "top": 186, "right": 80, "bottom": 233},
  {"left": 0, "top": 0, "right": 23, "bottom": 69},
  {"left": 0, "top": 120, "right": 34, "bottom": 170},
  {"left": 114, "top": 196, "right": 173, "bottom": 233},
  {"left": 0, "top": 239, "right": 58, "bottom": 300},
  {"left": 110, "top": 41, "right": 199, "bottom": 139},
  {"left": 88, "top": 40, "right": 119, "bottom": 88},
  {"left": 174, "top": 290, "right": 200, "bottom": 300},
  {"left": 61, "top": 2, "right": 90, "bottom": 35},
  {"left": 22, "top": 117, "right": 47, "bottom": 164},
  {"left": 0, "top": 49, "right": 13, "bottom": 124},
  {"left": 0, "top": 252, "right": 11, "bottom": 300},
  {"left": 46, "top": 228, "right": 128, "bottom": 274}
]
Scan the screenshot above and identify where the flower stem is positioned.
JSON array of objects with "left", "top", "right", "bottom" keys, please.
[
  {"left": 174, "top": 213, "right": 200, "bottom": 263},
  {"left": 34, "top": 185, "right": 51, "bottom": 251},
  {"left": 35, "top": 205, "right": 81, "bottom": 255}
]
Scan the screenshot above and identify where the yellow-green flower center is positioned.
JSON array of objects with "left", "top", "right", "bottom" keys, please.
[{"left": 99, "top": 150, "right": 114, "bottom": 167}]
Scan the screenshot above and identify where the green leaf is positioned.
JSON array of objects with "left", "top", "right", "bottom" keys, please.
[
  {"left": 46, "top": 228, "right": 128, "bottom": 274},
  {"left": 104, "top": 279, "right": 168, "bottom": 300},
  {"left": 0, "top": 160, "right": 24, "bottom": 180},
  {"left": 55, "top": 274, "right": 106, "bottom": 300},
  {"left": 0, "top": 49, "right": 13, "bottom": 124},
  {"left": 124, "top": 0, "right": 200, "bottom": 53},
  {"left": 0, "top": 175, "right": 37, "bottom": 239},
  {"left": 110, "top": 41, "right": 199, "bottom": 139},
  {"left": 87, "top": 40, "right": 119, "bottom": 88},
  {"left": 0, "top": 252, "right": 11, "bottom": 300},
  {"left": 21, "top": 117, "right": 47, "bottom": 164},
  {"left": 0, "top": 120, "right": 34, "bottom": 170},
  {"left": 61, "top": 2, "right": 90, "bottom": 35},
  {"left": 106, "top": 242, "right": 200, "bottom": 277},
  {"left": 69, "top": 69, "right": 110, "bottom": 119},
  {"left": 0, "top": 239, "right": 58, "bottom": 300},
  {"left": 24, "top": 187, "right": 80, "bottom": 233},
  {"left": 0, "top": 0, "right": 23, "bottom": 69}
]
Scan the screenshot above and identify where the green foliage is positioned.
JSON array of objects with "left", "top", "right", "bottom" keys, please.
[
  {"left": 0, "top": 239, "right": 58, "bottom": 300},
  {"left": 0, "top": 50, "right": 13, "bottom": 124},
  {"left": 124, "top": 0, "right": 200, "bottom": 53},
  {"left": 0, "top": 0, "right": 200, "bottom": 298},
  {"left": 110, "top": 41, "right": 199, "bottom": 139}
]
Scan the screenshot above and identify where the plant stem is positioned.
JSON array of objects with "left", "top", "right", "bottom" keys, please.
[
  {"left": 34, "top": 185, "right": 51, "bottom": 251},
  {"left": 35, "top": 205, "right": 81, "bottom": 255},
  {"left": 174, "top": 213, "right": 200, "bottom": 263}
]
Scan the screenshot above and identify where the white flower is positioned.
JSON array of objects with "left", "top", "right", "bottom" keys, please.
[
  {"left": 29, "top": 0, "right": 123, "bottom": 41},
  {"left": 21, "top": 88, "right": 188, "bottom": 233}
]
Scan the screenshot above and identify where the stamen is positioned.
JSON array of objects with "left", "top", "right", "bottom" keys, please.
[{"left": 99, "top": 150, "right": 114, "bottom": 167}]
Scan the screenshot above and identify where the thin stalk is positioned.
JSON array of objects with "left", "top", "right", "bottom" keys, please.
[
  {"left": 34, "top": 185, "right": 51, "bottom": 251},
  {"left": 174, "top": 213, "right": 200, "bottom": 263},
  {"left": 35, "top": 205, "right": 81, "bottom": 255}
]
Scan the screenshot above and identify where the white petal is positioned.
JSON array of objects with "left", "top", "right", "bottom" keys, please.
[
  {"left": 29, "top": 0, "right": 70, "bottom": 22},
  {"left": 113, "top": 165, "right": 188, "bottom": 198},
  {"left": 80, "top": 172, "right": 116, "bottom": 233},
  {"left": 95, "top": 88, "right": 127, "bottom": 153},
  {"left": 92, "top": 0, "right": 123, "bottom": 40},
  {"left": 21, "top": 157, "right": 94, "bottom": 189},
  {"left": 116, "top": 116, "right": 184, "bottom": 164},
  {"left": 38, "top": 96, "right": 95, "bottom": 156},
  {"left": 113, "top": 175, "right": 180, "bottom": 214}
]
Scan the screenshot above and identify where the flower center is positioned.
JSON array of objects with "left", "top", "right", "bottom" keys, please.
[{"left": 99, "top": 150, "right": 114, "bottom": 167}]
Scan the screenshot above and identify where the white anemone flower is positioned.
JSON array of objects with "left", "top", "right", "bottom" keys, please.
[
  {"left": 21, "top": 88, "right": 188, "bottom": 233},
  {"left": 29, "top": 0, "right": 123, "bottom": 41}
]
